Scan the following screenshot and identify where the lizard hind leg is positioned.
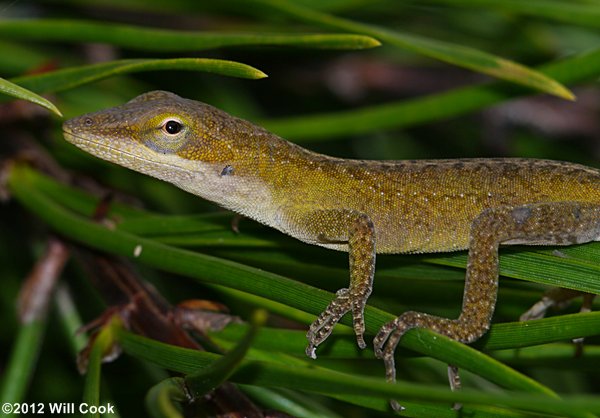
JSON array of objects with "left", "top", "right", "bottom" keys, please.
[{"left": 373, "top": 201, "right": 600, "bottom": 410}]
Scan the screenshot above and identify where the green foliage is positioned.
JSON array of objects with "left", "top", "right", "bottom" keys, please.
[
  {"left": 263, "top": 48, "right": 600, "bottom": 141},
  {"left": 1, "top": 1, "right": 599, "bottom": 417},
  {"left": 0, "top": 19, "right": 380, "bottom": 51},
  {"left": 12, "top": 58, "right": 268, "bottom": 93},
  {"left": 0, "top": 77, "right": 62, "bottom": 115}
]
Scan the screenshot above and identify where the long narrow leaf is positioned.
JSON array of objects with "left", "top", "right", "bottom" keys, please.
[
  {"left": 145, "top": 378, "right": 186, "bottom": 418},
  {"left": 117, "top": 330, "right": 600, "bottom": 416},
  {"left": 424, "top": 245, "right": 600, "bottom": 294},
  {"left": 0, "top": 19, "right": 380, "bottom": 51},
  {"left": 0, "top": 320, "right": 47, "bottom": 404},
  {"left": 0, "top": 77, "right": 62, "bottom": 116},
  {"left": 9, "top": 59, "right": 266, "bottom": 95},
  {"left": 185, "top": 310, "right": 266, "bottom": 397},
  {"left": 427, "top": 0, "right": 600, "bottom": 29},
  {"left": 82, "top": 317, "right": 121, "bottom": 418}
]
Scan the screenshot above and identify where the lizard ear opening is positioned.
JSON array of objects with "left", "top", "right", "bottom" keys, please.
[
  {"left": 128, "top": 90, "right": 182, "bottom": 105},
  {"left": 220, "top": 165, "right": 234, "bottom": 176}
]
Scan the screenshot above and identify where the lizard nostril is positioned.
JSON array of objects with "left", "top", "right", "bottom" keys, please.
[{"left": 84, "top": 118, "right": 94, "bottom": 127}]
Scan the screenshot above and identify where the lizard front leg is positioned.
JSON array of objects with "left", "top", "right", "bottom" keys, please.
[
  {"left": 374, "top": 201, "right": 600, "bottom": 409},
  {"left": 285, "top": 209, "right": 376, "bottom": 358}
]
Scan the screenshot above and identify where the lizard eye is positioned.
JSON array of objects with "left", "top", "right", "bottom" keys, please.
[{"left": 164, "top": 120, "right": 183, "bottom": 135}]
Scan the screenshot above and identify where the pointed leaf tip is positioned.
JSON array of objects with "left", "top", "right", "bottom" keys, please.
[
  {"left": 559, "top": 86, "right": 576, "bottom": 101},
  {"left": 0, "top": 77, "right": 63, "bottom": 117},
  {"left": 365, "top": 37, "right": 382, "bottom": 48},
  {"left": 255, "top": 70, "right": 269, "bottom": 79}
]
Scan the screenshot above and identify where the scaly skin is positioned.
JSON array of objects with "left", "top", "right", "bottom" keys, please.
[{"left": 63, "top": 91, "right": 600, "bottom": 409}]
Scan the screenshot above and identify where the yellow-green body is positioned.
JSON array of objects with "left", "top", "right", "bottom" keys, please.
[
  {"left": 267, "top": 155, "right": 600, "bottom": 252},
  {"left": 63, "top": 91, "right": 600, "bottom": 409}
]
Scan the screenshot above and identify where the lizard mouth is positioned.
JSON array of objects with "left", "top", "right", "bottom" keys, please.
[{"left": 62, "top": 128, "right": 197, "bottom": 179}]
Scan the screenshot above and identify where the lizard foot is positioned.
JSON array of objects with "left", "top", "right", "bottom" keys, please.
[
  {"left": 448, "top": 364, "right": 463, "bottom": 411},
  {"left": 374, "top": 311, "right": 464, "bottom": 411},
  {"left": 306, "top": 287, "right": 367, "bottom": 359},
  {"left": 372, "top": 313, "right": 417, "bottom": 411}
]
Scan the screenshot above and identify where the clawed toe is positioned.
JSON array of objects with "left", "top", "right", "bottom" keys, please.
[
  {"left": 390, "top": 399, "right": 405, "bottom": 412},
  {"left": 305, "top": 289, "right": 351, "bottom": 357},
  {"left": 373, "top": 318, "right": 397, "bottom": 359},
  {"left": 306, "top": 286, "right": 373, "bottom": 359},
  {"left": 356, "top": 334, "right": 366, "bottom": 349},
  {"left": 305, "top": 343, "right": 317, "bottom": 359}
]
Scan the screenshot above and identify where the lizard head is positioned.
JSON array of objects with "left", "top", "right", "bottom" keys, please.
[
  {"left": 63, "top": 90, "right": 241, "bottom": 161},
  {"left": 62, "top": 90, "right": 260, "bottom": 186},
  {"left": 62, "top": 91, "right": 283, "bottom": 209}
]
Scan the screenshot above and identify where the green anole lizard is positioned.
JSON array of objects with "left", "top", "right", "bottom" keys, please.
[{"left": 63, "top": 90, "right": 600, "bottom": 409}]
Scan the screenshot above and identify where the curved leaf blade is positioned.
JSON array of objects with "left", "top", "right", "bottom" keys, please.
[
  {"left": 82, "top": 317, "right": 121, "bottom": 418},
  {"left": 0, "top": 19, "right": 380, "bottom": 51},
  {"left": 209, "top": 311, "right": 600, "bottom": 358},
  {"left": 185, "top": 310, "right": 266, "bottom": 397},
  {"left": 10, "top": 58, "right": 267, "bottom": 94},
  {"left": 0, "top": 319, "right": 47, "bottom": 404},
  {"left": 427, "top": 0, "right": 600, "bottom": 29},
  {"left": 118, "top": 330, "right": 600, "bottom": 416},
  {"left": 0, "top": 77, "right": 62, "bottom": 116},
  {"left": 424, "top": 244, "right": 600, "bottom": 295},
  {"left": 145, "top": 378, "right": 186, "bottom": 418}
]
